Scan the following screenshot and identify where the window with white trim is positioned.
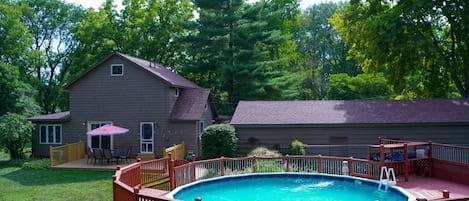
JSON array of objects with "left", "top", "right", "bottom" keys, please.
[
  {"left": 111, "top": 64, "right": 124, "bottom": 76},
  {"left": 39, "top": 125, "right": 62, "bottom": 144},
  {"left": 140, "top": 122, "right": 154, "bottom": 153}
]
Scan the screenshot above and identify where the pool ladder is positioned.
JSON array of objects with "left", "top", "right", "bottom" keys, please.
[{"left": 378, "top": 166, "right": 396, "bottom": 192}]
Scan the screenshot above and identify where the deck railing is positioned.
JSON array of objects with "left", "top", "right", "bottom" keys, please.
[
  {"left": 50, "top": 141, "right": 85, "bottom": 166},
  {"left": 113, "top": 157, "right": 174, "bottom": 201}
]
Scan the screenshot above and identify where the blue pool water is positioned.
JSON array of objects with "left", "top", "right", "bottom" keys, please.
[{"left": 170, "top": 173, "right": 410, "bottom": 201}]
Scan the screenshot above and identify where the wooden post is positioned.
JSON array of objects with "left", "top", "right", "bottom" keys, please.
[
  {"left": 252, "top": 156, "right": 257, "bottom": 173},
  {"left": 404, "top": 143, "right": 409, "bottom": 182},
  {"left": 348, "top": 157, "right": 353, "bottom": 176},
  {"left": 220, "top": 157, "right": 225, "bottom": 176},
  {"left": 285, "top": 155, "right": 290, "bottom": 172},
  {"left": 379, "top": 144, "right": 385, "bottom": 167},
  {"left": 318, "top": 155, "right": 322, "bottom": 173},
  {"left": 168, "top": 154, "right": 176, "bottom": 190},
  {"left": 442, "top": 190, "right": 450, "bottom": 198},
  {"left": 428, "top": 141, "right": 433, "bottom": 176},
  {"left": 112, "top": 175, "right": 117, "bottom": 201},
  {"left": 133, "top": 185, "right": 141, "bottom": 201},
  {"left": 378, "top": 137, "right": 382, "bottom": 145}
]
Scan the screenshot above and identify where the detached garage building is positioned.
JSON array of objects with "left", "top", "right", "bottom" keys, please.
[{"left": 231, "top": 99, "right": 469, "bottom": 158}]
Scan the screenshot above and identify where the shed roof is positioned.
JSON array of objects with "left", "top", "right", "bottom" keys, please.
[
  {"left": 66, "top": 52, "right": 200, "bottom": 89},
  {"left": 231, "top": 99, "right": 469, "bottom": 125},
  {"left": 28, "top": 111, "right": 70, "bottom": 122},
  {"left": 170, "top": 88, "right": 212, "bottom": 121}
]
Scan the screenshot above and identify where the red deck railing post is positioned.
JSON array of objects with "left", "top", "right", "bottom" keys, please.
[
  {"left": 133, "top": 185, "right": 140, "bottom": 201},
  {"left": 220, "top": 157, "right": 225, "bottom": 176},
  {"left": 379, "top": 144, "right": 385, "bottom": 168},
  {"left": 404, "top": 143, "right": 409, "bottom": 182},
  {"left": 348, "top": 157, "right": 353, "bottom": 176},
  {"left": 318, "top": 155, "right": 322, "bottom": 173},
  {"left": 252, "top": 156, "right": 257, "bottom": 173},
  {"left": 428, "top": 141, "right": 433, "bottom": 177},
  {"left": 168, "top": 154, "right": 176, "bottom": 190},
  {"left": 285, "top": 155, "right": 290, "bottom": 172}
]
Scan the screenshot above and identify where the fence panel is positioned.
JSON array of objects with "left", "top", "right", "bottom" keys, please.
[
  {"left": 50, "top": 141, "right": 85, "bottom": 166},
  {"left": 164, "top": 143, "right": 186, "bottom": 161},
  {"left": 432, "top": 143, "right": 469, "bottom": 164},
  {"left": 287, "top": 157, "right": 319, "bottom": 173},
  {"left": 224, "top": 157, "right": 254, "bottom": 175},
  {"left": 351, "top": 159, "right": 379, "bottom": 179}
]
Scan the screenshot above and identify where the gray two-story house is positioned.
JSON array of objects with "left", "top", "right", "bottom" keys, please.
[{"left": 29, "top": 52, "right": 217, "bottom": 158}]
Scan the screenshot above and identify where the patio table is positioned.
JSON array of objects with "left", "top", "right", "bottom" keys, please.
[{"left": 112, "top": 149, "right": 126, "bottom": 164}]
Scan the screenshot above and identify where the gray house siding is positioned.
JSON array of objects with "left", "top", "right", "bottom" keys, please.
[
  {"left": 67, "top": 57, "right": 188, "bottom": 157},
  {"left": 29, "top": 53, "right": 215, "bottom": 158},
  {"left": 234, "top": 123, "right": 469, "bottom": 158}
]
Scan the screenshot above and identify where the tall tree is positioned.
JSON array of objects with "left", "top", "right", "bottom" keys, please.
[
  {"left": 121, "top": 0, "right": 194, "bottom": 69},
  {"left": 20, "top": 0, "right": 85, "bottom": 113},
  {"left": 330, "top": 0, "right": 467, "bottom": 98},
  {"left": 296, "top": 2, "right": 359, "bottom": 100},
  {"left": 0, "top": 1, "right": 31, "bottom": 66}
]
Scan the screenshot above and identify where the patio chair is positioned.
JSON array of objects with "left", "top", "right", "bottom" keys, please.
[
  {"left": 103, "top": 148, "right": 114, "bottom": 164},
  {"left": 119, "top": 146, "right": 132, "bottom": 164},
  {"left": 87, "top": 147, "right": 94, "bottom": 164},
  {"left": 92, "top": 148, "right": 104, "bottom": 165}
]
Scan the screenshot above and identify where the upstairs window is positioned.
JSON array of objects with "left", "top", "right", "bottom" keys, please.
[
  {"left": 175, "top": 88, "right": 180, "bottom": 97},
  {"left": 111, "top": 64, "right": 124, "bottom": 76}
]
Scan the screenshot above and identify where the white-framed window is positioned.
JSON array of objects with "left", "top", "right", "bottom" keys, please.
[
  {"left": 87, "top": 122, "right": 113, "bottom": 149},
  {"left": 140, "top": 122, "right": 154, "bottom": 153},
  {"left": 111, "top": 64, "right": 124, "bottom": 76},
  {"left": 39, "top": 124, "right": 62, "bottom": 144},
  {"left": 175, "top": 88, "right": 180, "bottom": 97},
  {"left": 199, "top": 121, "right": 205, "bottom": 135}
]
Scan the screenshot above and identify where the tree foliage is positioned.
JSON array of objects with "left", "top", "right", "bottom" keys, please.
[
  {"left": 327, "top": 73, "right": 391, "bottom": 100},
  {"left": 0, "top": 113, "right": 34, "bottom": 159},
  {"left": 200, "top": 124, "right": 238, "bottom": 159},
  {"left": 330, "top": 0, "right": 468, "bottom": 98}
]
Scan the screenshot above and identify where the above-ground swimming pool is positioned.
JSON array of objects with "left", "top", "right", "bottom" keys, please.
[{"left": 168, "top": 173, "right": 413, "bottom": 201}]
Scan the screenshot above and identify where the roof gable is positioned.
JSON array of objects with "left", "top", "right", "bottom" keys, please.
[
  {"left": 170, "top": 88, "right": 212, "bottom": 121},
  {"left": 65, "top": 52, "right": 200, "bottom": 89},
  {"left": 231, "top": 99, "right": 469, "bottom": 125}
]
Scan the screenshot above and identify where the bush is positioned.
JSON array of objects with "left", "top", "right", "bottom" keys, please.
[
  {"left": 22, "top": 159, "right": 50, "bottom": 169},
  {"left": 248, "top": 147, "right": 281, "bottom": 157},
  {"left": 200, "top": 124, "right": 238, "bottom": 159},
  {"left": 0, "top": 113, "right": 34, "bottom": 159},
  {"left": 248, "top": 147, "right": 283, "bottom": 172},
  {"left": 289, "top": 140, "right": 306, "bottom": 155}
]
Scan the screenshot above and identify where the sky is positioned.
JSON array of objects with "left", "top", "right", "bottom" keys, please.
[{"left": 64, "top": 0, "right": 343, "bottom": 11}]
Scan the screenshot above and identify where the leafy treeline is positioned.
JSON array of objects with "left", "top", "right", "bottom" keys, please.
[{"left": 0, "top": 0, "right": 466, "bottom": 117}]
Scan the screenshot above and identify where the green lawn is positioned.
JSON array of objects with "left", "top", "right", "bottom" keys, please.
[{"left": 0, "top": 153, "right": 114, "bottom": 201}]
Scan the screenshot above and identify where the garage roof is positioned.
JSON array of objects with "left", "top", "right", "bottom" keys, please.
[{"left": 231, "top": 99, "right": 469, "bottom": 125}]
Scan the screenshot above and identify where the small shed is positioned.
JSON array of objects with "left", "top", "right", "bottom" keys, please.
[{"left": 231, "top": 99, "right": 469, "bottom": 157}]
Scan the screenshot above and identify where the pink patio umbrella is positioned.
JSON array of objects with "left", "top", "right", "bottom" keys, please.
[{"left": 87, "top": 124, "right": 129, "bottom": 136}]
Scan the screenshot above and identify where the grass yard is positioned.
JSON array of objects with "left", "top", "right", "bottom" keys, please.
[{"left": 0, "top": 152, "right": 114, "bottom": 201}]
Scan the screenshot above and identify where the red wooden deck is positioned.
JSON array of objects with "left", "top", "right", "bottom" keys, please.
[{"left": 398, "top": 176, "right": 469, "bottom": 200}]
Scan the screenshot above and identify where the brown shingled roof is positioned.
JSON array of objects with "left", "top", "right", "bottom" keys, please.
[
  {"left": 170, "top": 88, "right": 212, "bottom": 121},
  {"left": 28, "top": 111, "right": 70, "bottom": 122},
  {"left": 66, "top": 52, "right": 200, "bottom": 89},
  {"left": 231, "top": 99, "right": 469, "bottom": 125}
]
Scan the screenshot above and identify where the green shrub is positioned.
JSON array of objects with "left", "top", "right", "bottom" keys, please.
[
  {"left": 255, "top": 160, "right": 283, "bottom": 172},
  {"left": 200, "top": 124, "right": 238, "bottom": 159},
  {"left": 289, "top": 140, "right": 306, "bottom": 155},
  {"left": 248, "top": 147, "right": 281, "bottom": 157},
  {"left": 22, "top": 159, "right": 50, "bottom": 169}
]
